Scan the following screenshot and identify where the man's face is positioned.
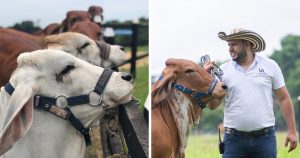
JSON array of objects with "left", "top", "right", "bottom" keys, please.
[{"left": 227, "top": 40, "right": 248, "bottom": 63}]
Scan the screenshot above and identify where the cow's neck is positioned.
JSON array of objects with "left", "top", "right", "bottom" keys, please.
[
  {"left": 160, "top": 90, "right": 194, "bottom": 157},
  {"left": 3, "top": 110, "right": 86, "bottom": 158}
]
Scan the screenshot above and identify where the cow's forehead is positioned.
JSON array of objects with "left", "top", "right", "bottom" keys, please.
[{"left": 17, "top": 50, "right": 76, "bottom": 70}]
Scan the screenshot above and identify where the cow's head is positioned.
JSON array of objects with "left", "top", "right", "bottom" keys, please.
[
  {"left": 34, "top": 23, "right": 61, "bottom": 36},
  {"left": 44, "top": 32, "right": 126, "bottom": 68},
  {"left": 61, "top": 10, "right": 92, "bottom": 32},
  {"left": 69, "top": 21, "right": 102, "bottom": 41},
  {"left": 152, "top": 58, "right": 227, "bottom": 105},
  {"left": 88, "top": 5, "right": 104, "bottom": 24},
  {"left": 0, "top": 49, "right": 133, "bottom": 154}
]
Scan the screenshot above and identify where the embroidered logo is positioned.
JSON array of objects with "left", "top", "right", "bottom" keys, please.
[{"left": 259, "top": 68, "right": 264, "bottom": 73}]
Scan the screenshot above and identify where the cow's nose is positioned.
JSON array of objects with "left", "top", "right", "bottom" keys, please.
[
  {"left": 121, "top": 73, "right": 133, "bottom": 81},
  {"left": 222, "top": 85, "right": 228, "bottom": 90},
  {"left": 120, "top": 46, "right": 125, "bottom": 51}
]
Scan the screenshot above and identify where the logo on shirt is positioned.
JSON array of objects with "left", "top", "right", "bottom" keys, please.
[{"left": 259, "top": 68, "right": 265, "bottom": 73}]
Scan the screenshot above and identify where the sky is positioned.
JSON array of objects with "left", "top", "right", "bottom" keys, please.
[
  {"left": 0, "top": 0, "right": 148, "bottom": 28},
  {"left": 150, "top": 0, "right": 300, "bottom": 75}
]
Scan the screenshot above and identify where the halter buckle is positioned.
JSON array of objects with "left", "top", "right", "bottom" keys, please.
[
  {"left": 55, "top": 95, "right": 69, "bottom": 107},
  {"left": 34, "top": 96, "right": 40, "bottom": 107},
  {"left": 88, "top": 90, "right": 103, "bottom": 106}
]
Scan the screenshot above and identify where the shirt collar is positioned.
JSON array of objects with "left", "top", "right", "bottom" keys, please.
[{"left": 231, "top": 54, "right": 258, "bottom": 72}]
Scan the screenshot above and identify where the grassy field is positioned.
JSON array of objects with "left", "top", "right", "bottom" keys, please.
[
  {"left": 125, "top": 45, "right": 148, "bottom": 53},
  {"left": 132, "top": 64, "right": 149, "bottom": 107},
  {"left": 186, "top": 132, "right": 300, "bottom": 158}
]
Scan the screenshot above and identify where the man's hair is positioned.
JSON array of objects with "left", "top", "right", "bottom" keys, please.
[{"left": 242, "top": 40, "right": 254, "bottom": 51}]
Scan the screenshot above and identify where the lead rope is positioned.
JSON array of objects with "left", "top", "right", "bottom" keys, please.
[{"left": 200, "top": 54, "right": 224, "bottom": 81}]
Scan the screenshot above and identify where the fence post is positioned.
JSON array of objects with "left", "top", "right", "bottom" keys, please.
[
  {"left": 131, "top": 20, "right": 139, "bottom": 78},
  {"left": 297, "top": 96, "right": 300, "bottom": 142}
]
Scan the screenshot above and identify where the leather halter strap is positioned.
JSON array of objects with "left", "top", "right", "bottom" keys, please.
[
  {"left": 4, "top": 68, "right": 114, "bottom": 146},
  {"left": 159, "top": 76, "right": 218, "bottom": 109},
  {"left": 96, "top": 41, "right": 111, "bottom": 60}
]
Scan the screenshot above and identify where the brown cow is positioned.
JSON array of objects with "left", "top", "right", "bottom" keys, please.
[
  {"left": 36, "top": 21, "right": 101, "bottom": 41},
  {"left": 88, "top": 5, "right": 104, "bottom": 24},
  {"left": 152, "top": 58, "right": 227, "bottom": 158},
  {"left": 33, "top": 23, "right": 61, "bottom": 35},
  {"left": 59, "top": 10, "right": 102, "bottom": 40},
  {"left": 0, "top": 28, "right": 125, "bottom": 86},
  {"left": 69, "top": 21, "right": 101, "bottom": 41},
  {"left": 61, "top": 10, "right": 92, "bottom": 32}
]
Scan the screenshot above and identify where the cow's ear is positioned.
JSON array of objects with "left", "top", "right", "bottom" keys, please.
[
  {"left": 60, "top": 19, "right": 68, "bottom": 32},
  {"left": 151, "top": 73, "right": 176, "bottom": 106},
  {"left": 44, "top": 34, "right": 61, "bottom": 47},
  {"left": 48, "top": 25, "right": 60, "bottom": 35},
  {"left": 0, "top": 83, "right": 33, "bottom": 155}
]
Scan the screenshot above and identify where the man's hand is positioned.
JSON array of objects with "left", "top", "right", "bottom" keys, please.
[
  {"left": 285, "top": 131, "right": 298, "bottom": 152},
  {"left": 203, "top": 61, "right": 215, "bottom": 73}
]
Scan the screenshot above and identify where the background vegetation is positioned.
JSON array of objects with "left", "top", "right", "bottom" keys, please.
[{"left": 2, "top": 17, "right": 149, "bottom": 49}]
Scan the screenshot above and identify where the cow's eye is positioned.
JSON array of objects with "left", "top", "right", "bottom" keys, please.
[
  {"left": 70, "top": 18, "right": 77, "bottom": 26},
  {"left": 81, "top": 43, "right": 90, "bottom": 49},
  {"left": 60, "top": 65, "right": 75, "bottom": 75},
  {"left": 56, "top": 65, "right": 75, "bottom": 82},
  {"left": 185, "top": 69, "right": 194, "bottom": 73}
]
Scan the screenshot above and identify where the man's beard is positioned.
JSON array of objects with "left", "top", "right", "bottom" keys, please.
[{"left": 232, "top": 49, "right": 247, "bottom": 63}]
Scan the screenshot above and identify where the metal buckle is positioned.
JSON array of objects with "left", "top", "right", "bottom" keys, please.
[
  {"left": 88, "top": 90, "right": 103, "bottom": 106},
  {"left": 34, "top": 96, "right": 40, "bottom": 107},
  {"left": 55, "top": 95, "right": 69, "bottom": 107}
]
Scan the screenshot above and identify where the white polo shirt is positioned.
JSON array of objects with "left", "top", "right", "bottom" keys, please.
[{"left": 220, "top": 54, "right": 285, "bottom": 131}]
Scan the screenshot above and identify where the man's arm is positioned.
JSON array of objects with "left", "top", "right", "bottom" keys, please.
[{"left": 274, "top": 86, "right": 298, "bottom": 152}]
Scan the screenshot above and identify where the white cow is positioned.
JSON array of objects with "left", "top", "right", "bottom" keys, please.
[
  {"left": 45, "top": 32, "right": 126, "bottom": 67},
  {"left": 0, "top": 49, "right": 133, "bottom": 158}
]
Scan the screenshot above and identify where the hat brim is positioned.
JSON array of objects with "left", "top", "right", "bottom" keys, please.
[{"left": 218, "top": 31, "right": 266, "bottom": 52}]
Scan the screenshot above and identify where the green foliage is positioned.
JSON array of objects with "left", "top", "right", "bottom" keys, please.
[
  {"left": 9, "top": 20, "right": 41, "bottom": 34},
  {"left": 120, "top": 64, "right": 149, "bottom": 108},
  {"left": 193, "top": 105, "right": 224, "bottom": 133},
  {"left": 104, "top": 17, "right": 149, "bottom": 46},
  {"left": 270, "top": 34, "right": 300, "bottom": 130},
  {"left": 271, "top": 35, "right": 300, "bottom": 79},
  {"left": 132, "top": 64, "right": 149, "bottom": 107}
]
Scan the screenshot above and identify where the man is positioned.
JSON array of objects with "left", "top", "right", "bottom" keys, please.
[{"left": 204, "top": 28, "right": 298, "bottom": 157}]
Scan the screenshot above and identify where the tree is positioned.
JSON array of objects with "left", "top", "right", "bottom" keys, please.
[
  {"left": 270, "top": 35, "right": 300, "bottom": 130},
  {"left": 9, "top": 20, "right": 41, "bottom": 34},
  {"left": 104, "top": 17, "right": 148, "bottom": 46}
]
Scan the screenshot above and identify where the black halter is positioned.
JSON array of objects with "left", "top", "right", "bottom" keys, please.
[
  {"left": 5, "top": 68, "right": 114, "bottom": 146},
  {"left": 158, "top": 76, "right": 218, "bottom": 109}
]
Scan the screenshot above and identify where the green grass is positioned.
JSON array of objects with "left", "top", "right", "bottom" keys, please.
[
  {"left": 186, "top": 132, "right": 300, "bottom": 158},
  {"left": 132, "top": 64, "right": 149, "bottom": 107},
  {"left": 120, "top": 64, "right": 148, "bottom": 108},
  {"left": 125, "top": 45, "right": 148, "bottom": 53}
]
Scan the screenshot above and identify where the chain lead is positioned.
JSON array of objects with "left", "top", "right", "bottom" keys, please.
[{"left": 200, "top": 54, "right": 224, "bottom": 81}]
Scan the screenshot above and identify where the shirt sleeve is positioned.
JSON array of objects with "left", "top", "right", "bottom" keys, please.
[{"left": 272, "top": 61, "right": 285, "bottom": 89}]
